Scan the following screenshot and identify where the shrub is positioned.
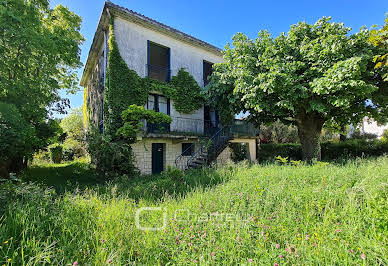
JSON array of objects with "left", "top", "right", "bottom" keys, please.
[
  {"left": 86, "top": 128, "right": 137, "bottom": 177},
  {"left": 49, "top": 144, "right": 63, "bottom": 163},
  {"left": 382, "top": 129, "right": 388, "bottom": 142},
  {"left": 62, "top": 138, "right": 86, "bottom": 161},
  {"left": 229, "top": 143, "right": 248, "bottom": 162},
  {"left": 162, "top": 166, "right": 184, "bottom": 181},
  {"left": 259, "top": 143, "right": 302, "bottom": 162},
  {"left": 32, "top": 150, "right": 51, "bottom": 165},
  {"left": 259, "top": 140, "right": 388, "bottom": 162}
]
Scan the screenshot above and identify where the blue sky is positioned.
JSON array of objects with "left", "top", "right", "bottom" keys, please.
[{"left": 51, "top": 0, "right": 387, "bottom": 116}]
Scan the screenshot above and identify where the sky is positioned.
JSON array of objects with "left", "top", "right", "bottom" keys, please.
[{"left": 50, "top": 0, "right": 388, "bottom": 117}]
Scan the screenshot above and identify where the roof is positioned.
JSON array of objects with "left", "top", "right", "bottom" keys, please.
[{"left": 80, "top": 1, "right": 223, "bottom": 86}]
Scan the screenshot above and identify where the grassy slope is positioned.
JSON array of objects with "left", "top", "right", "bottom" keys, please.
[{"left": 0, "top": 158, "right": 387, "bottom": 265}]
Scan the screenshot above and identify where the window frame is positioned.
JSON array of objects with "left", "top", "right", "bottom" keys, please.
[{"left": 182, "top": 143, "right": 194, "bottom": 156}]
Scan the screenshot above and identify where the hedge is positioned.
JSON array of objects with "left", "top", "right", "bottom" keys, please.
[{"left": 258, "top": 140, "right": 388, "bottom": 162}]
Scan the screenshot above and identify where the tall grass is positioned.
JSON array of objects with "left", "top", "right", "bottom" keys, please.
[{"left": 0, "top": 158, "right": 387, "bottom": 265}]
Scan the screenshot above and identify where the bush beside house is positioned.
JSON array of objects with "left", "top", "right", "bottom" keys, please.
[{"left": 258, "top": 140, "right": 388, "bottom": 162}]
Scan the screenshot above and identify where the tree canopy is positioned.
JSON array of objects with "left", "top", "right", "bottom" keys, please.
[
  {"left": 0, "top": 0, "right": 84, "bottom": 176},
  {"left": 206, "top": 17, "right": 387, "bottom": 161}
]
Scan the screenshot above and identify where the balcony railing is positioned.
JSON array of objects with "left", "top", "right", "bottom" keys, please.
[
  {"left": 231, "top": 119, "right": 259, "bottom": 137},
  {"left": 147, "top": 64, "right": 171, "bottom": 82},
  {"left": 146, "top": 117, "right": 204, "bottom": 135},
  {"left": 143, "top": 117, "right": 258, "bottom": 137}
]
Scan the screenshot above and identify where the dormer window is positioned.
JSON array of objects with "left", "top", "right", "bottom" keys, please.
[{"left": 147, "top": 41, "right": 171, "bottom": 82}]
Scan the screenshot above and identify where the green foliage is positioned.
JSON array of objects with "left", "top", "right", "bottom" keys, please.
[
  {"left": 208, "top": 17, "right": 387, "bottom": 161},
  {"left": 229, "top": 143, "right": 248, "bottom": 162},
  {"left": 275, "top": 155, "right": 289, "bottom": 164},
  {"left": 59, "top": 107, "right": 87, "bottom": 161},
  {"left": 1, "top": 157, "right": 387, "bottom": 264},
  {"left": 117, "top": 105, "right": 172, "bottom": 140},
  {"left": 259, "top": 140, "right": 388, "bottom": 162},
  {"left": 382, "top": 129, "right": 388, "bottom": 142},
  {"left": 0, "top": 0, "right": 84, "bottom": 175},
  {"left": 62, "top": 138, "right": 86, "bottom": 161},
  {"left": 86, "top": 127, "right": 137, "bottom": 177},
  {"left": 0, "top": 103, "right": 35, "bottom": 162},
  {"left": 104, "top": 23, "right": 147, "bottom": 136},
  {"left": 170, "top": 68, "right": 205, "bottom": 113},
  {"left": 369, "top": 13, "right": 388, "bottom": 80},
  {"left": 49, "top": 144, "right": 63, "bottom": 164},
  {"left": 259, "top": 120, "right": 299, "bottom": 143},
  {"left": 162, "top": 165, "right": 185, "bottom": 181},
  {"left": 104, "top": 19, "right": 204, "bottom": 137},
  {"left": 60, "top": 107, "right": 84, "bottom": 141}
]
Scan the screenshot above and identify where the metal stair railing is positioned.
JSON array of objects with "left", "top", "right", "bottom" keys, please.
[{"left": 186, "top": 125, "right": 232, "bottom": 169}]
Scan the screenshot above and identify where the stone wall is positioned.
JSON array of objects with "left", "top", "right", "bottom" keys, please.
[{"left": 131, "top": 138, "right": 200, "bottom": 175}]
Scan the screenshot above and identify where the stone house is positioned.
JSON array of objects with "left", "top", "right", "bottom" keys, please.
[{"left": 81, "top": 1, "right": 258, "bottom": 175}]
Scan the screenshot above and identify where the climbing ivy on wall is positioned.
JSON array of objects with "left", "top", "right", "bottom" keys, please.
[
  {"left": 104, "top": 17, "right": 205, "bottom": 136},
  {"left": 104, "top": 21, "right": 148, "bottom": 136},
  {"left": 170, "top": 69, "right": 204, "bottom": 113}
]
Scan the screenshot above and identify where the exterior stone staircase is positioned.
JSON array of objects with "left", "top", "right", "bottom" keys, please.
[{"left": 175, "top": 125, "right": 233, "bottom": 170}]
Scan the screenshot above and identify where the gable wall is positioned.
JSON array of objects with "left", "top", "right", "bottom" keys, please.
[{"left": 114, "top": 17, "right": 223, "bottom": 134}]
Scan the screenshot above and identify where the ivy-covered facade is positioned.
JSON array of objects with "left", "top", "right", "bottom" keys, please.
[{"left": 81, "top": 2, "right": 258, "bottom": 175}]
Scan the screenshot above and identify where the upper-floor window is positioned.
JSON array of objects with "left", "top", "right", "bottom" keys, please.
[
  {"left": 147, "top": 94, "right": 170, "bottom": 133},
  {"left": 147, "top": 94, "right": 170, "bottom": 115},
  {"left": 203, "top": 60, "right": 213, "bottom": 86},
  {"left": 147, "top": 41, "right": 170, "bottom": 82}
]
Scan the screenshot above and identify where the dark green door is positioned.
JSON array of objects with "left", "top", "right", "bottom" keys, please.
[{"left": 152, "top": 143, "right": 164, "bottom": 174}]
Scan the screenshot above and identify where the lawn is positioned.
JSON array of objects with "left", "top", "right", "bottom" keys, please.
[{"left": 0, "top": 158, "right": 387, "bottom": 265}]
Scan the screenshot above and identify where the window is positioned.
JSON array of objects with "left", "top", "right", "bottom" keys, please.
[
  {"left": 147, "top": 41, "right": 170, "bottom": 82},
  {"left": 147, "top": 94, "right": 170, "bottom": 133},
  {"left": 182, "top": 143, "right": 194, "bottom": 156},
  {"left": 203, "top": 61, "right": 213, "bottom": 86},
  {"left": 147, "top": 94, "right": 170, "bottom": 115}
]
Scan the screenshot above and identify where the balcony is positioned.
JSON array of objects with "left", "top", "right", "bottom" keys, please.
[
  {"left": 230, "top": 119, "right": 259, "bottom": 137},
  {"left": 145, "top": 117, "right": 204, "bottom": 136},
  {"left": 142, "top": 117, "right": 258, "bottom": 138},
  {"left": 147, "top": 64, "right": 171, "bottom": 82}
]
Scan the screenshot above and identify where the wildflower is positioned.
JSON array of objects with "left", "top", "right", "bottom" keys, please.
[
  {"left": 7, "top": 259, "right": 11, "bottom": 262},
  {"left": 194, "top": 259, "right": 198, "bottom": 263},
  {"left": 107, "top": 259, "right": 112, "bottom": 263},
  {"left": 211, "top": 252, "right": 215, "bottom": 257},
  {"left": 188, "top": 242, "right": 192, "bottom": 247},
  {"left": 73, "top": 262, "right": 78, "bottom": 266},
  {"left": 248, "top": 258, "right": 253, "bottom": 263},
  {"left": 275, "top": 244, "right": 280, "bottom": 249},
  {"left": 361, "top": 254, "right": 366, "bottom": 260},
  {"left": 305, "top": 234, "right": 310, "bottom": 240},
  {"left": 101, "top": 239, "right": 105, "bottom": 243},
  {"left": 336, "top": 229, "right": 341, "bottom": 233},
  {"left": 285, "top": 248, "right": 288, "bottom": 252},
  {"left": 349, "top": 249, "right": 354, "bottom": 253},
  {"left": 274, "top": 263, "right": 279, "bottom": 266},
  {"left": 313, "top": 242, "right": 317, "bottom": 247},
  {"left": 279, "top": 255, "right": 283, "bottom": 258},
  {"left": 3, "top": 241, "right": 8, "bottom": 245}
]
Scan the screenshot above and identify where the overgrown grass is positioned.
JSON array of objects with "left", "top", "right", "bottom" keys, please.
[{"left": 0, "top": 158, "right": 387, "bottom": 265}]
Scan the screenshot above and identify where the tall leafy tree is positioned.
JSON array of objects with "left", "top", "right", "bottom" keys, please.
[
  {"left": 206, "top": 17, "right": 387, "bottom": 161},
  {"left": 0, "top": 0, "right": 84, "bottom": 176},
  {"left": 369, "top": 13, "right": 388, "bottom": 80}
]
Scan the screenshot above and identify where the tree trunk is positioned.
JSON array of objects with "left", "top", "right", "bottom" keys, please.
[
  {"left": 296, "top": 114, "right": 324, "bottom": 162},
  {"left": 339, "top": 125, "right": 346, "bottom": 141},
  {"left": 0, "top": 160, "right": 11, "bottom": 179},
  {"left": 10, "top": 156, "right": 27, "bottom": 173}
]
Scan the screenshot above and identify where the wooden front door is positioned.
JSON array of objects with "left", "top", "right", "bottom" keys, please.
[{"left": 152, "top": 143, "right": 164, "bottom": 174}]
